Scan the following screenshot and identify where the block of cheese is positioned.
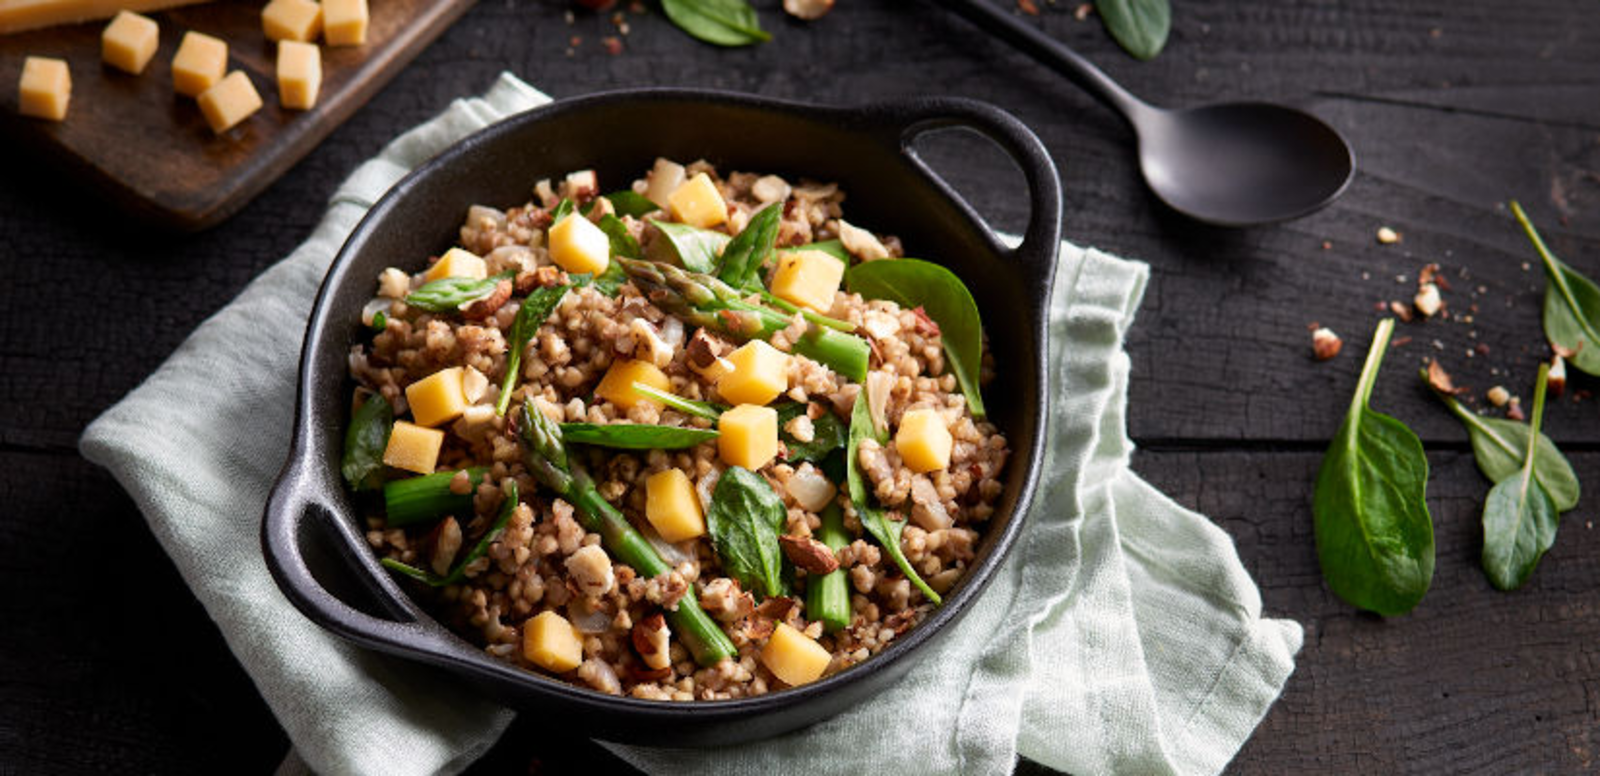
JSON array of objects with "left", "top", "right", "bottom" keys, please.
[
  {"left": 424, "top": 247, "right": 487, "bottom": 283},
  {"left": 322, "top": 0, "right": 368, "bottom": 46},
  {"left": 171, "top": 30, "right": 226, "bottom": 98},
  {"left": 101, "top": 10, "right": 159, "bottom": 75},
  {"left": 17, "top": 56, "right": 69, "bottom": 121},
  {"left": 895, "top": 408, "right": 953, "bottom": 473},
  {"left": 0, "top": 0, "right": 209, "bottom": 35},
  {"left": 276, "top": 40, "right": 321, "bottom": 110},
  {"left": 770, "top": 249, "right": 845, "bottom": 313},
  {"left": 718, "top": 404, "right": 778, "bottom": 469},
  {"left": 547, "top": 213, "right": 610, "bottom": 275},
  {"left": 595, "top": 359, "right": 671, "bottom": 410},
  {"left": 523, "top": 611, "right": 582, "bottom": 673},
  {"left": 668, "top": 172, "right": 728, "bottom": 229},
  {"left": 404, "top": 367, "right": 467, "bottom": 428},
  {"left": 196, "top": 71, "right": 262, "bottom": 134},
  {"left": 717, "top": 340, "right": 789, "bottom": 406},
  {"left": 645, "top": 469, "right": 705, "bottom": 543},
  {"left": 760, "top": 622, "right": 832, "bottom": 686},
  {"left": 383, "top": 421, "right": 443, "bottom": 475},
  {"left": 261, "top": 0, "right": 321, "bottom": 43}
]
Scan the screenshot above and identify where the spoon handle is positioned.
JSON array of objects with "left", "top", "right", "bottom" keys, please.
[{"left": 931, "top": 0, "right": 1156, "bottom": 124}]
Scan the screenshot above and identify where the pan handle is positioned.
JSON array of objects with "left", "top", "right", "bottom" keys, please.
[{"left": 868, "top": 97, "right": 1064, "bottom": 278}]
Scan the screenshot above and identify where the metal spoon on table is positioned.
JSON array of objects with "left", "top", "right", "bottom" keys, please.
[{"left": 934, "top": 0, "right": 1355, "bottom": 227}]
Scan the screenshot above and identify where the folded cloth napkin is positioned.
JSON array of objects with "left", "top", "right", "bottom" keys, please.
[{"left": 82, "top": 73, "right": 1302, "bottom": 776}]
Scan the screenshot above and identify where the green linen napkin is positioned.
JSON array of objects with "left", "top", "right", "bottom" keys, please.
[{"left": 81, "top": 73, "right": 1301, "bottom": 776}]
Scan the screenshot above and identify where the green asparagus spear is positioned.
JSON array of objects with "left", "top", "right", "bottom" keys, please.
[
  {"left": 383, "top": 468, "right": 486, "bottom": 528},
  {"left": 805, "top": 503, "right": 851, "bottom": 633},
  {"left": 518, "top": 400, "right": 737, "bottom": 667}
]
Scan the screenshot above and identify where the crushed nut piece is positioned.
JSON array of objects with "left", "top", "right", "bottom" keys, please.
[
  {"left": 1389, "top": 300, "right": 1414, "bottom": 322},
  {"left": 1549, "top": 355, "right": 1568, "bottom": 397},
  {"left": 783, "top": 0, "right": 835, "bottom": 20},
  {"left": 1311, "top": 327, "right": 1343, "bottom": 361},
  {"left": 1425, "top": 360, "right": 1463, "bottom": 395},
  {"left": 1377, "top": 226, "right": 1402, "bottom": 244},
  {"left": 1073, "top": 3, "right": 1092, "bottom": 20},
  {"left": 1016, "top": 0, "right": 1040, "bottom": 14},
  {"left": 1414, "top": 283, "right": 1443, "bottom": 317},
  {"left": 462, "top": 279, "right": 513, "bottom": 320},
  {"left": 1506, "top": 397, "right": 1525, "bottom": 421},
  {"left": 779, "top": 534, "right": 840, "bottom": 575},
  {"left": 1487, "top": 386, "right": 1511, "bottom": 407}
]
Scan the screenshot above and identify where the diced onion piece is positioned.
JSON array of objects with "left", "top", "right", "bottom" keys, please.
[
  {"left": 787, "top": 464, "right": 837, "bottom": 512},
  {"left": 361, "top": 297, "right": 391, "bottom": 326}
]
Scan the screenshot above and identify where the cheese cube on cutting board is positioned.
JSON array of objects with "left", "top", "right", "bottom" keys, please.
[
  {"left": 547, "top": 214, "right": 610, "bottom": 275},
  {"left": 405, "top": 367, "right": 468, "bottom": 428},
  {"left": 718, "top": 404, "right": 778, "bottom": 469},
  {"left": 595, "top": 359, "right": 671, "bottom": 410},
  {"left": 17, "top": 56, "right": 70, "bottom": 121},
  {"left": 276, "top": 40, "right": 321, "bottom": 110},
  {"left": 383, "top": 421, "right": 443, "bottom": 475},
  {"left": 668, "top": 172, "right": 728, "bottom": 229},
  {"left": 895, "top": 408, "right": 953, "bottom": 473},
  {"left": 523, "top": 611, "right": 583, "bottom": 673},
  {"left": 322, "top": 0, "right": 368, "bottom": 46},
  {"left": 196, "top": 71, "right": 261, "bottom": 134},
  {"left": 760, "top": 622, "right": 831, "bottom": 686},
  {"left": 770, "top": 249, "right": 845, "bottom": 313},
  {"left": 645, "top": 469, "right": 706, "bottom": 543},
  {"left": 424, "top": 247, "right": 488, "bottom": 283},
  {"left": 261, "top": 0, "right": 322, "bottom": 42},
  {"left": 717, "top": 340, "right": 789, "bottom": 406},
  {"left": 101, "top": 11, "right": 160, "bottom": 75},
  {"left": 0, "top": 0, "right": 209, "bottom": 35},
  {"left": 171, "top": 30, "right": 227, "bottom": 98}
]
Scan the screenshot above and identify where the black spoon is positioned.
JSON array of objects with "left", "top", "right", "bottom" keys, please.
[{"left": 935, "top": 0, "right": 1356, "bottom": 227}]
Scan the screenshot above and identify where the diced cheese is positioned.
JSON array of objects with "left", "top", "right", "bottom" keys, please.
[
  {"left": 770, "top": 249, "right": 845, "bottom": 313},
  {"left": 895, "top": 408, "right": 953, "bottom": 473},
  {"left": 0, "top": 0, "right": 208, "bottom": 35},
  {"left": 424, "top": 247, "right": 487, "bottom": 283},
  {"left": 101, "top": 11, "right": 159, "bottom": 75},
  {"left": 594, "top": 359, "right": 671, "bottom": 411},
  {"left": 17, "top": 56, "right": 69, "bottom": 121},
  {"left": 322, "top": 0, "right": 368, "bottom": 46},
  {"left": 382, "top": 421, "right": 443, "bottom": 475},
  {"left": 718, "top": 404, "right": 778, "bottom": 470},
  {"left": 717, "top": 340, "right": 789, "bottom": 406},
  {"left": 196, "top": 70, "right": 261, "bottom": 134},
  {"left": 547, "top": 213, "right": 610, "bottom": 275},
  {"left": 261, "top": 0, "right": 321, "bottom": 42},
  {"left": 171, "top": 30, "right": 227, "bottom": 98},
  {"left": 760, "top": 622, "right": 831, "bottom": 686},
  {"left": 645, "top": 469, "right": 705, "bottom": 542},
  {"left": 404, "top": 367, "right": 467, "bottom": 428},
  {"left": 276, "top": 40, "right": 321, "bottom": 110},
  {"left": 523, "top": 611, "right": 583, "bottom": 673},
  {"left": 668, "top": 172, "right": 728, "bottom": 229}
]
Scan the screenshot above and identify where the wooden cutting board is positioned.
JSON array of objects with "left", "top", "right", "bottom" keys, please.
[{"left": 0, "top": 0, "right": 476, "bottom": 230}]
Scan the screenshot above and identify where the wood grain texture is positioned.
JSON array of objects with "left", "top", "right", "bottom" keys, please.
[
  {"left": 0, "top": 0, "right": 475, "bottom": 230},
  {"left": 2, "top": 0, "right": 1598, "bottom": 773}
]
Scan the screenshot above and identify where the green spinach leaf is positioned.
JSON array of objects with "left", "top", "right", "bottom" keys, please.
[
  {"left": 1482, "top": 364, "right": 1562, "bottom": 591},
  {"left": 776, "top": 402, "right": 847, "bottom": 463},
  {"left": 717, "top": 203, "right": 781, "bottom": 289},
  {"left": 382, "top": 481, "right": 520, "bottom": 587},
  {"left": 1423, "top": 366, "right": 1579, "bottom": 511},
  {"left": 604, "top": 190, "right": 660, "bottom": 218},
  {"left": 706, "top": 466, "right": 787, "bottom": 598},
  {"left": 598, "top": 214, "right": 643, "bottom": 259},
  {"left": 1097, "top": 0, "right": 1171, "bottom": 61},
  {"left": 631, "top": 381, "right": 725, "bottom": 421},
  {"left": 558, "top": 423, "right": 718, "bottom": 449},
  {"left": 496, "top": 284, "right": 571, "bottom": 416},
  {"left": 848, "top": 383, "right": 942, "bottom": 604},
  {"left": 1313, "top": 318, "right": 1434, "bottom": 616},
  {"left": 341, "top": 393, "right": 392, "bottom": 491},
  {"left": 550, "top": 197, "right": 575, "bottom": 224},
  {"left": 779, "top": 239, "right": 849, "bottom": 263},
  {"left": 845, "top": 258, "right": 987, "bottom": 417},
  {"left": 661, "top": 0, "right": 770, "bottom": 47},
  {"left": 649, "top": 219, "right": 730, "bottom": 273},
  {"left": 404, "top": 272, "right": 513, "bottom": 313},
  {"left": 1512, "top": 200, "right": 1600, "bottom": 376}
]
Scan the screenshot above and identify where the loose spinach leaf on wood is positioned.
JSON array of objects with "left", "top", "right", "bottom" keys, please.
[
  {"left": 846, "top": 258, "right": 987, "bottom": 417},
  {"left": 706, "top": 466, "right": 787, "bottom": 598},
  {"left": 497, "top": 284, "right": 571, "bottom": 416},
  {"left": 1097, "top": 0, "right": 1171, "bottom": 61},
  {"left": 661, "top": 0, "right": 770, "bottom": 47},
  {"left": 559, "top": 423, "right": 718, "bottom": 450},
  {"left": 342, "top": 393, "right": 392, "bottom": 491},
  {"left": 1512, "top": 200, "right": 1600, "bottom": 376},
  {"left": 1482, "top": 364, "right": 1562, "bottom": 591},
  {"left": 848, "top": 384, "right": 942, "bottom": 604},
  {"left": 649, "top": 219, "right": 730, "bottom": 274},
  {"left": 1313, "top": 318, "right": 1434, "bottom": 616},
  {"left": 382, "top": 482, "right": 520, "bottom": 587},
  {"left": 717, "top": 203, "right": 781, "bottom": 290},
  {"left": 1423, "top": 366, "right": 1579, "bottom": 511},
  {"left": 775, "top": 401, "right": 847, "bottom": 463},
  {"left": 604, "top": 190, "right": 660, "bottom": 218},
  {"left": 403, "top": 272, "right": 513, "bottom": 313}
]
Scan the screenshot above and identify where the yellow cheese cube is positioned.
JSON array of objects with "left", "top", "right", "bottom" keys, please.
[
  {"left": 196, "top": 70, "right": 262, "bottom": 134},
  {"left": 322, "top": 0, "right": 368, "bottom": 46},
  {"left": 771, "top": 249, "right": 845, "bottom": 313},
  {"left": 382, "top": 421, "right": 443, "bottom": 475},
  {"left": 760, "top": 622, "right": 831, "bottom": 687},
  {"left": 0, "top": 0, "right": 208, "bottom": 34},
  {"left": 17, "top": 56, "right": 69, "bottom": 121},
  {"left": 262, "top": 0, "right": 322, "bottom": 42},
  {"left": 645, "top": 469, "right": 706, "bottom": 543},
  {"left": 404, "top": 367, "right": 467, "bottom": 428},
  {"left": 895, "top": 408, "right": 953, "bottom": 474},
  {"left": 668, "top": 172, "right": 728, "bottom": 229},
  {"left": 547, "top": 213, "right": 610, "bottom": 275},
  {"left": 594, "top": 359, "right": 671, "bottom": 411},
  {"left": 276, "top": 40, "right": 321, "bottom": 110},
  {"left": 101, "top": 11, "right": 159, "bottom": 75},
  {"left": 717, "top": 340, "right": 789, "bottom": 407},
  {"left": 423, "top": 247, "right": 488, "bottom": 283},
  {"left": 718, "top": 404, "right": 778, "bottom": 470},
  {"left": 523, "top": 611, "right": 583, "bottom": 673},
  {"left": 171, "top": 30, "right": 227, "bottom": 98}
]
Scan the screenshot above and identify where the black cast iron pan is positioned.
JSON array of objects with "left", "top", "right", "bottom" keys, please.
[{"left": 263, "top": 88, "right": 1063, "bottom": 746}]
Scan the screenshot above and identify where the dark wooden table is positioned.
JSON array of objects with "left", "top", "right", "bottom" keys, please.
[{"left": 4, "top": 1, "right": 1598, "bottom": 772}]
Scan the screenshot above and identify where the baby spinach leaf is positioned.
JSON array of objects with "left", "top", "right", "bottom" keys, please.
[
  {"left": 649, "top": 219, "right": 730, "bottom": 273},
  {"left": 559, "top": 423, "right": 718, "bottom": 450},
  {"left": 1482, "top": 364, "right": 1561, "bottom": 591},
  {"left": 631, "top": 381, "right": 725, "bottom": 421},
  {"left": 598, "top": 214, "right": 643, "bottom": 260},
  {"left": 497, "top": 284, "right": 571, "bottom": 416},
  {"left": 381, "top": 481, "right": 520, "bottom": 587},
  {"left": 403, "top": 272, "right": 513, "bottom": 313},
  {"left": 775, "top": 402, "right": 847, "bottom": 463},
  {"left": 848, "top": 384, "right": 942, "bottom": 605},
  {"left": 1097, "top": 0, "right": 1171, "bottom": 61},
  {"left": 846, "top": 258, "right": 987, "bottom": 417},
  {"left": 1313, "top": 318, "right": 1434, "bottom": 616},
  {"left": 1423, "top": 368, "right": 1579, "bottom": 511},
  {"left": 706, "top": 466, "right": 787, "bottom": 598},
  {"left": 661, "top": 0, "right": 770, "bottom": 47},
  {"left": 550, "top": 198, "right": 575, "bottom": 224},
  {"left": 604, "top": 190, "right": 660, "bottom": 218},
  {"left": 717, "top": 203, "right": 781, "bottom": 290},
  {"left": 1512, "top": 200, "right": 1600, "bottom": 376},
  {"left": 341, "top": 393, "right": 392, "bottom": 491},
  {"left": 779, "top": 239, "right": 849, "bottom": 263}
]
